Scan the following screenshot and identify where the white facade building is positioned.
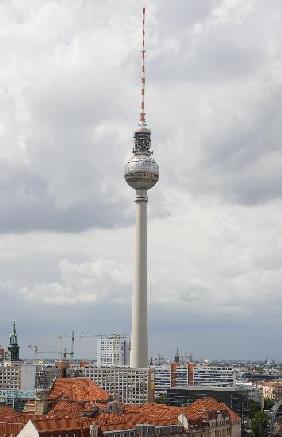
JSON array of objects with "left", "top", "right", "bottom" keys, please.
[
  {"left": 0, "top": 362, "right": 21, "bottom": 389},
  {"left": 154, "top": 366, "right": 171, "bottom": 395},
  {"left": 68, "top": 366, "right": 154, "bottom": 404},
  {"left": 193, "top": 366, "right": 235, "bottom": 387},
  {"left": 0, "top": 363, "right": 37, "bottom": 390},
  {"left": 97, "top": 334, "right": 129, "bottom": 367},
  {"left": 154, "top": 364, "right": 236, "bottom": 397}
]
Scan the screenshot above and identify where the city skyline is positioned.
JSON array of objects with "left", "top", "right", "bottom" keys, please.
[{"left": 0, "top": 0, "right": 281, "bottom": 360}]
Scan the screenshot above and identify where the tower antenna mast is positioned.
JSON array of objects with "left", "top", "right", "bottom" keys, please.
[{"left": 140, "top": 7, "right": 146, "bottom": 127}]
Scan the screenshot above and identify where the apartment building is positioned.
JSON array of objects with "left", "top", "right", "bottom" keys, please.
[
  {"left": 97, "top": 334, "right": 129, "bottom": 367},
  {"left": 0, "top": 362, "right": 22, "bottom": 390},
  {"left": 259, "top": 381, "right": 282, "bottom": 401}
]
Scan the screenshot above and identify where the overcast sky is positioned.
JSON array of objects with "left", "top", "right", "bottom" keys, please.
[{"left": 0, "top": 0, "right": 281, "bottom": 362}]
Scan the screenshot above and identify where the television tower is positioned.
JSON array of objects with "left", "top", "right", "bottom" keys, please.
[{"left": 124, "top": 8, "right": 159, "bottom": 368}]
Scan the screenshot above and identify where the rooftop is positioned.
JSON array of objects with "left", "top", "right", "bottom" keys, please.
[
  {"left": 49, "top": 377, "right": 111, "bottom": 403},
  {"left": 0, "top": 377, "right": 240, "bottom": 436}
]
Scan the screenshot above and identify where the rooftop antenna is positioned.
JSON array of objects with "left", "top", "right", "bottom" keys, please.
[{"left": 139, "top": 7, "right": 147, "bottom": 128}]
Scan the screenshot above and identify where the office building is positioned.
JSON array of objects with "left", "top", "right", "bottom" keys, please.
[
  {"left": 154, "top": 363, "right": 236, "bottom": 397},
  {"left": 192, "top": 364, "right": 235, "bottom": 387}
]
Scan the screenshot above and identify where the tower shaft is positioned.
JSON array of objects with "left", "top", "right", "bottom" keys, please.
[{"left": 130, "top": 189, "right": 148, "bottom": 368}]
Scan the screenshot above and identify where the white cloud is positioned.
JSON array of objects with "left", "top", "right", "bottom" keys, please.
[{"left": 21, "top": 259, "right": 131, "bottom": 305}]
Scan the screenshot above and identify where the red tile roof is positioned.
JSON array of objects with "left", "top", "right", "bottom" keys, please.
[
  {"left": 34, "top": 417, "right": 89, "bottom": 431},
  {"left": 0, "top": 405, "right": 33, "bottom": 436},
  {"left": 49, "top": 377, "right": 110, "bottom": 403},
  {"left": 89, "top": 397, "right": 240, "bottom": 431},
  {"left": 0, "top": 387, "right": 240, "bottom": 435},
  {"left": 0, "top": 420, "right": 24, "bottom": 436},
  {"left": 47, "top": 400, "right": 86, "bottom": 419}
]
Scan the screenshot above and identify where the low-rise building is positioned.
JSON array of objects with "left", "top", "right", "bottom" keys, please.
[{"left": 259, "top": 381, "right": 282, "bottom": 401}]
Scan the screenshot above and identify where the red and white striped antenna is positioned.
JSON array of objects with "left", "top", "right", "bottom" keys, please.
[{"left": 139, "top": 7, "right": 147, "bottom": 127}]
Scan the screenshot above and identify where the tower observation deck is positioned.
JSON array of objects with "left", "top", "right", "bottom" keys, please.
[{"left": 124, "top": 8, "right": 159, "bottom": 368}]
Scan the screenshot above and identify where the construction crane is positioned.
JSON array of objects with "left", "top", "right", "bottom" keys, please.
[
  {"left": 58, "top": 331, "right": 127, "bottom": 360},
  {"left": 27, "top": 345, "right": 60, "bottom": 360},
  {"left": 58, "top": 330, "right": 75, "bottom": 360}
]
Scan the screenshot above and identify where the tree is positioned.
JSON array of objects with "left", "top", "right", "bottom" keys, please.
[
  {"left": 251, "top": 410, "right": 269, "bottom": 437},
  {"left": 264, "top": 397, "right": 275, "bottom": 410},
  {"left": 249, "top": 400, "right": 260, "bottom": 419},
  {"left": 155, "top": 395, "right": 168, "bottom": 405}
]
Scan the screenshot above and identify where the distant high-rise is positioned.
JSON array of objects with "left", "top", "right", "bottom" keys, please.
[
  {"left": 97, "top": 334, "right": 129, "bottom": 367},
  {"left": 8, "top": 321, "right": 20, "bottom": 362},
  {"left": 124, "top": 8, "right": 159, "bottom": 368}
]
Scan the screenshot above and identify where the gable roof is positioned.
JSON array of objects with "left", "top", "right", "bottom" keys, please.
[{"left": 48, "top": 377, "right": 110, "bottom": 403}]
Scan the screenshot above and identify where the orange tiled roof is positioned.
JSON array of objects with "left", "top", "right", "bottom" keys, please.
[
  {"left": 46, "top": 400, "right": 86, "bottom": 419},
  {"left": 49, "top": 377, "right": 110, "bottom": 403},
  {"left": 46, "top": 395, "right": 240, "bottom": 430},
  {"left": 0, "top": 405, "right": 33, "bottom": 436},
  {"left": 0, "top": 421, "right": 25, "bottom": 436},
  {"left": 0, "top": 393, "right": 240, "bottom": 435},
  {"left": 34, "top": 417, "right": 88, "bottom": 431},
  {"left": 0, "top": 405, "right": 17, "bottom": 418},
  {"left": 91, "top": 397, "right": 240, "bottom": 431}
]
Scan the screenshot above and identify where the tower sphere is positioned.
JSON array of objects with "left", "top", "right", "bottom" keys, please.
[
  {"left": 124, "top": 153, "right": 159, "bottom": 191},
  {"left": 124, "top": 126, "right": 159, "bottom": 191}
]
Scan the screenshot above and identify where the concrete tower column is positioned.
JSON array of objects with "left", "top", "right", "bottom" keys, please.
[{"left": 130, "top": 189, "right": 148, "bottom": 368}]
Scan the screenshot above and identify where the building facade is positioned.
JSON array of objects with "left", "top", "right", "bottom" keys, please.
[
  {"left": 259, "top": 381, "right": 282, "bottom": 401},
  {"left": 192, "top": 364, "right": 235, "bottom": 387},
  {"left": 167, "top": 386, "right": 250, "bottom": 423},
  {"left": 154, "top": 363, "right": 236, "bottom": 397},
  {"left": 0, "top": 347, "right": 5, "bottom": 362},
  {"left": 97, "top": 334, "right": 129, "bottom": 367},
  {"left": 0, "top": 362, "right": 21, "bottom": 390},
  {"left": 68, "top": 366, "right": 154, "bottom": 404}
]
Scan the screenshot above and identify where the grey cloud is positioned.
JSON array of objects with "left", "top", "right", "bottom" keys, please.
[
  {"left": 0, "top": 0, "right": 281, "bottom": 235},
  {"left": 186, "top": 89, "right": 282, "bottom": 205},
  {"left": 0, "top": 162, "right": 130, "bottom": 232}
]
